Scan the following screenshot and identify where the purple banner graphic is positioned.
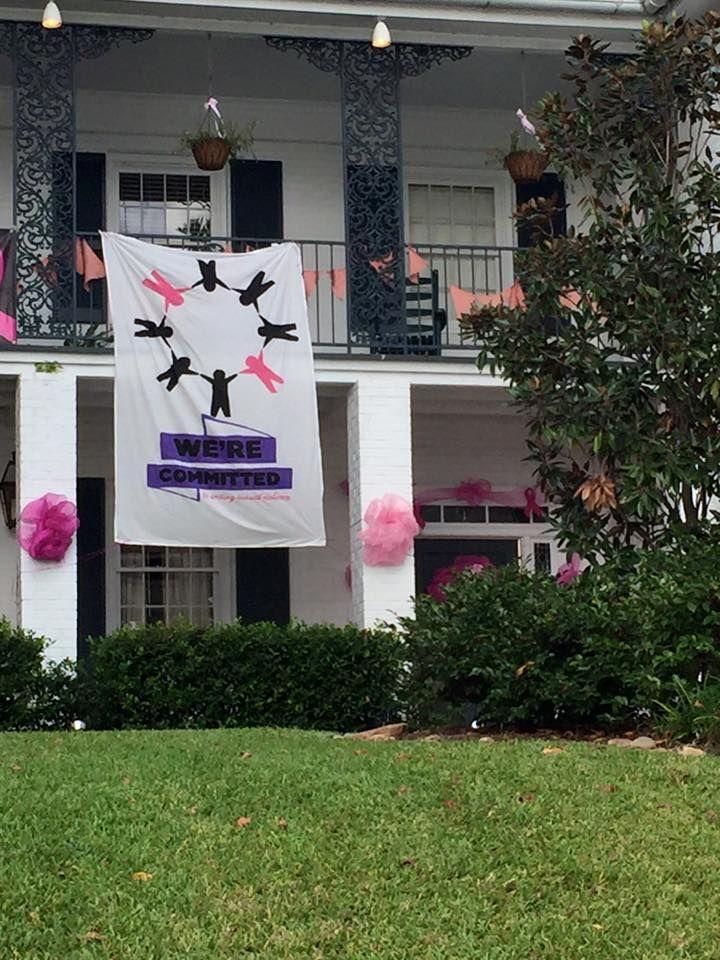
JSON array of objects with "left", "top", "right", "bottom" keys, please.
[
  {"left": 160, "top": 432, "right": 276, "bottom": 464},
  {"left": 148, "top": 465, "right": 293, "bottom": 492}
]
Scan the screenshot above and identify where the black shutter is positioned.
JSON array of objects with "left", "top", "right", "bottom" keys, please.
[
  {"left": 75, "top": 153, "right": 106, "bottom": 233},
  {"left": 235, "top": 548, "right": 290, "bottom": 624},
  {"left": 76, "top": 477, "right": 106, "bottom": 660},
  {"left": 230, "top": 159, "right": 283, "bottom": 242},
  {"left": 516, "top": 173, "right": 566, "bottom": 248}
]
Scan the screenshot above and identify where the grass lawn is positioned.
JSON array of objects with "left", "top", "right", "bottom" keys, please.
[{"left": 1, "top": 730, "right": 720, "bottom": 959}]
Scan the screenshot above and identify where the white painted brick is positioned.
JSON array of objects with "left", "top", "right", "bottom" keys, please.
[{"left": 16, "top": 370, "right": 78, "bottom": 662}]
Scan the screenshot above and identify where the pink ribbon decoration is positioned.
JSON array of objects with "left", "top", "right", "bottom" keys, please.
[
  {"left": 18, "top": 493, "right": 79, "bottom": 562},
  {"left": 329, "top": 268, "right": 347, "bottom": 301},
  {"left": 414, "top": 479, "right": 546, "bottom": 519},
  {"left": 557, "top": 553, "right": 583, "bottom": 586},
  {"left": 516, "top": 107, "right": 537, "bottom": 138},
  {"left": 359, "top": 494, "right": 420, "bottom": 566},
  {"left": 239, "top": 350, "right": 284, "bottom": 394},
  {"left": 303, "top": 269, "right": 320, "bottom": 299},
  {"left": 407, "top": 245, "right": 429, "bottom": 284},
  {"left": 74, "top": 238, "right": 106, "bottom": 292},
  {"left": 428, "top": 554, "right": 492, "bottom": 602},
  {"left": 142, "top": 270, "right": 190, "bottom": 311},
  {"left": 369, "top": 252, "right": 394, "bottom": 275},
  {"left": 0, "top": 310, "right": 16, "bottom": 344},
  {"left": 204, "top": 96, "right": 222, "bottom": 120},
  {"left": 523, "top": 486, "right": 544, "bottom": 520}
]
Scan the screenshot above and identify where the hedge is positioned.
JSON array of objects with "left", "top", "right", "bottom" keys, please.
[{"left": 77, "top": 619, "right": 404, "bottom": 732}]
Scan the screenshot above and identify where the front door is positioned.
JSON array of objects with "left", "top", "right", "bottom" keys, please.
[{"left": 414, "top": 537, "right": 518, "bottom": 596}]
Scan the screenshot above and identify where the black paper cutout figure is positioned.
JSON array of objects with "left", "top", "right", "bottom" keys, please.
[
  {"left": 200, "top": 369, "right": 238, "bottom": 418},
  {"left": 156, "top": 352, "right": 197, "bottom": 391},
  {"left": 134, "top": 316, "right": 173, "bottom": 340},
  {"left": 191, "top": 259, "right": 230, "bottom": 293},
  {"left": 256, "top": 316, "right": 299, "bottom": 348},
  {"left": 235, "top": 271, "right": 275, "bottom": 310}
]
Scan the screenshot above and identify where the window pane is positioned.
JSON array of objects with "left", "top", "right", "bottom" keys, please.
[
  {"left": 142, "top": 173, "right": 165, "bottom": 201},
  {"left": 121, "top": 545, "right": 142, "bottom": 568},
  {"left": 165, "top": 175, "right": 188, "bottom": 202},
  {"left": 191, "top": 548, "right": 213, "bottom": 568},
  {"left": 488, "top": 506, "right": 528, "bottom": 524},
  {"left": 145, "top": 546, "right": 166, "bottom": 567},
  {"left": 145, "top": 571, "right": 165, "bottom": 606},
  {"left": 119, "top": 172, "right": 141, "bottom": 201},
  {"left": 189, "top": 176, "right": 211, "bottom": 201},
  {"left": 534, "top": 542, "right": 552, "bottom": 573},
  {"left": 121, "top": 572, "right": 143, "bottom": 607},
  {"left": 168, "top": 547, "right": 191, "bottom": 569},
  {"left": 443, "top": 505, "right": 486, "bottom": 523},
  {"left": 168, "top": 571, "right": 190, "bottom": 608}
]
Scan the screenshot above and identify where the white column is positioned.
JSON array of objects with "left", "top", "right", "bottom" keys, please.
[
  {"left": 347, "top": 375, "right": 414, "bottom": 627},
  {"left": 16, "top": 368, "right": 77, "bottom": 661}
]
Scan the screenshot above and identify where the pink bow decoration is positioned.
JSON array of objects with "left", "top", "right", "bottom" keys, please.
[
  {"left": 516, "top": 107, "right": 537, "bottom": 137},
  {"left": 359, "top": 494, "right": 420, "bottom": 566},
  {"left": 428, "top": 554, "right": 492, "bottom": 602},
  {"left": 557, "top": 553, "right": 583, "bottom": 586},
  {"left": 456, "top": 479, "right": 493, "bottom": 506},
  {"left": 204, "top": 96, "right": 222, "bottom": 120},
  {"left": 18, "top": 493, "right": 79, "bottom": 562}
]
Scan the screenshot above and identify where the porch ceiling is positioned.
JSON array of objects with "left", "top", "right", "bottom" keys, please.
[
  {"left": 68, "top": 33, "right": 569, "bottom": 110},
  {"left": 0, "top": 0, "right": 646, "bottom": 49}
]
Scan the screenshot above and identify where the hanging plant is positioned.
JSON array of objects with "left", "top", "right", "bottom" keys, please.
[
  {"left": 504, "top": 110, "right": 548, "bottom": 184},
  {"left": 181, "top": 98, "right": 256, "bottom": 172}
]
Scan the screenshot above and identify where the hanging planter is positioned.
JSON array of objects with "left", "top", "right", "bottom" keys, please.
[
  {"left": 181, "top": 97, "right": 256, "bottom": 173},
  {"left": 503, "top": 105, "right": 548, "bottom": 184},
  {"left": 191, "top": 136, "right": 231, "bottom": 172},
  {"left": 504, "top": 148, "right": 549, "bottom": 184}
]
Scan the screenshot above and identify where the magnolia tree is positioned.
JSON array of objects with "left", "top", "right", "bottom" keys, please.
[{"left": 462, "top": 15, "right": 720, "bottom": 559}]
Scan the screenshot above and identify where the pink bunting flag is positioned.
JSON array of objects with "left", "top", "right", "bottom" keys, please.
[
  {"left": 303, "top": 269, "right": 319, "bottom": 299},
  {"left": 74, "top": 238, "right": 106, "bottom": 292},
  {"left": 329, "top": 268, "right": 347, "bottom": 301},
  {"left": 449, "top": 285, "right": 478, "bottom": 317},
  {"left": 407, "top": 245, "right": 429, "bottom": 284}
]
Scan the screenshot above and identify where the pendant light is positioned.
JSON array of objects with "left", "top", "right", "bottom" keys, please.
[
  {"left": 41, "top": 2, "right": 62, "bottom": 28},
  {"left": 371, "top": 18, "right": 392, "bottom": 49}
]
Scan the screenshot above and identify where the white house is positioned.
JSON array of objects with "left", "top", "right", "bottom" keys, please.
[{"left": 0, "top": 0, "right": 689, "bottom": 661}]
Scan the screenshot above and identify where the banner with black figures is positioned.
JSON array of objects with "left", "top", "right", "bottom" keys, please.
[{"left": 103, "top": 233, "right": 325, "bottom": 547}]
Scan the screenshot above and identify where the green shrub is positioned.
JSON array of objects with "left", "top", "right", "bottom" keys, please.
[
  {"left": 654, "top": 675, "right": 720, "bottom": 745},
  {"left": 78, "top": 619, "right": 404, "bottom": 732},
  {"left": 402, "top": 539, "right": 720, "bottom": 732},
  {"left": 0, "top": 619, "right": 76, "bottom": 730}
]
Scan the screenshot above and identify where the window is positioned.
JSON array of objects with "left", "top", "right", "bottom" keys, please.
[
  {"left": 118, "top": 171, "right": 212, "bottom": 243},
  {"left": 119, "top": 545, "right": 216, "bottom": 626},
  {"left": 419, "top": 503, "right": 548, "bottom": 525},
  {"left": 408, "top": 184, "right": 496, "bottom": 246}
]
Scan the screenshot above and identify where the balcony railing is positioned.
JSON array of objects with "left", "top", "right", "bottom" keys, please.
[{"left": 17, "top": 233, "right": 524, "bottom": 357}]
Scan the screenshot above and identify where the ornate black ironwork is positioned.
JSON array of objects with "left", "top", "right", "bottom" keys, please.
[
  {"left": 0, "top": 20, "right": 153, "bottom": 340},
  {"left": 264, "top": 36, "right": 340, "bottom": 74},
  {"left": 266, "top": 37, "right": 472, "bottom": 346}
]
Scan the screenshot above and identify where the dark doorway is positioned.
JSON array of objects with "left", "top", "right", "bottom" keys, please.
[
  {"left": 76, "top": 477, "right": 106, "bottom": 660},
  {"left": 235, "top": 548, "right": 290, "bottom": 624},
  {"left": 515, "top": 172, "right": 566, "bottom": 248},
  {"left": 230, "top": 159, "right": 283, "bottom": 242},
  {"left": 415, "top": 538, "right": 518, "bottom": 596}
]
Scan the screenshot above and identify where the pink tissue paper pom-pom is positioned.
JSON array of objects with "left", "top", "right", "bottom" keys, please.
[
  {"left": 359, "top": 493, "right": 420, "bottom": 566},
  {"left": 556, "top": 552, "right": 583, "bottom": 586},
  {"left": 427, "top": 554, "right": 492, "bottom": 602},
  {"left": 17, "top": 493, "right": 79, "bottom": 562}
]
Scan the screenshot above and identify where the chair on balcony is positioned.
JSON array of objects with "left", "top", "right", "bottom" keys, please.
[
  {"left": 371, "top": 269, "right": 447, "bottom": 356},
  {"left": 404, "top": 269, "right": 447, "bottom": 355}
]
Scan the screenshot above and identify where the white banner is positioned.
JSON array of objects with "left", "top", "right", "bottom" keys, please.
[{"left": 103, "top": 233, "right": 325, "bottom": 548}]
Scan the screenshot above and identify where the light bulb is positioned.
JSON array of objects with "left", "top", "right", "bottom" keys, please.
[
  {"left": 42, "top": 1, "right": 62, "bottom": 29},
  {"left": 371, "top": 19, "right": 391, "bottom": 49}
]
